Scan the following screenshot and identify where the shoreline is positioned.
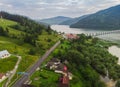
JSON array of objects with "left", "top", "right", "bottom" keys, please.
[{"left": 108, "top": 45, "right": 120, "bottom": 64}]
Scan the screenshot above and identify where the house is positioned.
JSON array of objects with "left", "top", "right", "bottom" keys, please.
[
  {"left": 63, "top": 33, "right": 79, "bottom": 40},
  {"left": 59, "top": 65, "right": 70, "bottom": 87},
  {"left": 51, "top": 58, "right": 60, "bottom": 64},
  {"left": 47, "top": 62, "right": 58, "bottom": 70},
  {"left": 46, "top": 58, "right": 73, "bottom": 86},
  {"left": 0, "top": 50, "right": 11, "bottom": 59},
  {"left": 55, "top": 63, "right": 65, "bottom": 73},
  {"left": 59, "top": 74, "right": 69, "bottom": 87},
  {"left": 46, "top": 58, "right": 73, "bottom": 80},
  {"left": 55, "top": 63, "right": 65, "bottom": 71},
  {"left": 0, "top": 73, "right": 6, "bottom": 82},
  {"left": 46, "top": 58, "right": 61, "bottom": 70}
]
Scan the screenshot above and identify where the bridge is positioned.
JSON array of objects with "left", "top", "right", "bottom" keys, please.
[{"left": 85, "top": 30, "right": 120, "bottom": 37}]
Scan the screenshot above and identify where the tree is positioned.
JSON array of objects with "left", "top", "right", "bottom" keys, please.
[
  {"left": 46, "top": 25, "right": 51, "bottom": 34},
  {"left": 0, "top": 26, "right": 7, "bottom": 36},
  {"left": 28, "top": 48, "right": 36, "bottom": 55},
  {"left": 6, "top": 27, "right": 9, "bottom": 33},
  {"left": 116, "top": 80, "right": 120, "bottom": 87}
]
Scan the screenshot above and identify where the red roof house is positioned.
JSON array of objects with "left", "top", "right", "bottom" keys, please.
[{"left": 64, "top": 34, "right": 79, "bottom": 40}]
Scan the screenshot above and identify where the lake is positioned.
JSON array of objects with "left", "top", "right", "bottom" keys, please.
[
  {"left": 51, "top": 25, "right": 106, "bottom": 34},
  {"left": 51, "top": 25, "right": 120, "bottom": 43}
]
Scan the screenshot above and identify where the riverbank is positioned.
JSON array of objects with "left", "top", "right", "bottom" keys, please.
[
  {"left": 101, "top": 45, "right": 120, "bottom": 87},
  {"left": 108, "top": 45, "right": 120, "bottom": 64}
]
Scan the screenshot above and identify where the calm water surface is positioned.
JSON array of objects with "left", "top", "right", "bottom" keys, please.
[
  {"left": 51, "top": 25, "right": 120, "bottom": 43},
  {"left": 51, "top": 25, "right": 105, "bottom": 34}
]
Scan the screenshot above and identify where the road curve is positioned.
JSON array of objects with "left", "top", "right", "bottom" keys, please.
[{"left": 12, "top": 41, "right": 60, "bottom": 87}]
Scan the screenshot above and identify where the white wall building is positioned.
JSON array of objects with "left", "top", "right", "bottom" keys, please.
[{"left": 0, "top": 50, "right": 11, "bottom": 59}]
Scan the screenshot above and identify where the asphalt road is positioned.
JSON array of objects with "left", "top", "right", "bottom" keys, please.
[{"left": 12, "top": 41, "right": 60, "bottom": 87}]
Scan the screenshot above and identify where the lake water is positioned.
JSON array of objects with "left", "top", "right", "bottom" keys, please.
[
  {"left": 51, "top": 25, "right": 120, "bottom": 43},
  {"left": 51, "top": 25, "right": 106, "bottom": 34}
]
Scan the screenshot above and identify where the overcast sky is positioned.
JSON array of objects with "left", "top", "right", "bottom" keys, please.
[{"left": 0, "top": 0, "right": 120, "bottom": 19}]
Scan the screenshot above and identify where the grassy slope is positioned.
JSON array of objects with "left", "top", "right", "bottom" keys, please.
[
  {"left": 0, "top": 56, "right": 18, "bottom": 73},
  {"left": 30, "top": 40, "right": 70, "bottom": 87},
  {"left": 0, "top": 18, "right": 60, "bottom": 86},
  {"left": 0, "top": 36, "right": 38, "bottom": 85},
  {"left": 0, "top": 36, "right": 38, "bottom": 86},
  {"left": 0, "top": 19, "right": 25, "bottom": 35},
  {"left": 38, "top": 30, "right": 60, "bottom": 50},
  {"left": 31, "top": 70, "right": 60, "bottom": 87},
  {"left": 31, "top": 39, "right": 112, "bottom": 87}
]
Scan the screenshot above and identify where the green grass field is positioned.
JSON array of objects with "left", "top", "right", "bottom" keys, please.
[
  {"left": 0, "top": 19, "right": 25, "bottom": 36},
  {"left": 0, "top": 36, "right": 38, "bottom": 73},
  {"left": 0, "top": 19, "right": 17, "bottom": 27},
  {"left": 0, "top": 56, "right": 18, "bottom": 73},
  {"left": 0, "top": 18, "right": 60, "bottom": 85},
  {"left": 38, "top": 30, "right": 60, "bottom": 50},
  {"left": 31, "top": 69, "right": 60, "bottom": 87}
]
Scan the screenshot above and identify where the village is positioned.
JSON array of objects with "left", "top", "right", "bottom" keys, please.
[
  {"left": 45, "top": 58, "right": 73, "bottom": 87},
  {"left": 0, "top": 33, "right": 78, "bottom": 86}
]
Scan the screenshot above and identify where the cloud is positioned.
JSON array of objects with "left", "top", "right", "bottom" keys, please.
[
  {"left": 0, "top": 0, "right": 120, "bottom": 19},
  {"left": 0, "top": 2, "right": 12, "bottom": 8}
]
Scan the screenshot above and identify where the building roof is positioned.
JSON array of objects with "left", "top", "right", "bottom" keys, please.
[
  {"left": 65, "top": 34, "right": 79, "bottom": 39},
  {"left": 62, "top": 76, "right": 69, "bottom": 84},
  {"left": 55, "top": 63, "right": 64, "bottom": 71},
  {"left": 0, "top": 50, "right": 10, "bottom": 58},
  {"left": 0, "top": 73, "right": 5, "bottom": 79},
  {"left": 63, "top": 66, "right": 67, "bottom": 71},
  {"left": 46, "top": 62, "right": 55, "bottom": 67},
  {"left": 50, "top": 58, "right": 60, "bottom": 62}
]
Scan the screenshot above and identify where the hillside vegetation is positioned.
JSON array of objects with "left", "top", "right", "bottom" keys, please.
[
  {"left": 39, "top": 16, "right": 72, "bottom": 25},
  {"left": 60, "top": 15, "right": 89, "bottom": 25},
  {"left": 70, "top": 5, "right": 120, "bottom": 30},
  {"left": 32, "top": 34, "right": 120, "bottom": 87},
  {"left": 0, "top": 12, "right": 60, "bottom": 86}
]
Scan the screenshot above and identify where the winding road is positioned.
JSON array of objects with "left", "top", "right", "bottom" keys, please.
[{"left": 12, "top": 41, "right": 60, "bottom": 87}]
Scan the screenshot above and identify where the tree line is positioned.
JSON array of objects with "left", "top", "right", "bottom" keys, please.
[
  {"left": 53, "top": 34, "right": 120, "bottom": 87},
  {"left": 0, "top": 11, "right": 52, "bottom": 46}
]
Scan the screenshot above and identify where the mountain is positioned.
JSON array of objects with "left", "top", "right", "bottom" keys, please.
[
  {"left": 60, "top": 15, "right": 89, "bottom": 25},
  {"left": 39, "top": 16, "right": 72, "bottom": 25},
  {"left": 36, "top": 21, "right": 49, "bottom": 28},
  {"left": 70, "top": 5, "right": 120, "bottom": 30}
]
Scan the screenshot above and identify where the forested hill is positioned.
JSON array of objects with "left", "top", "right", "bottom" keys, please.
[
  {"left": 60, "top": 15, "right": 89, "bottom": 25},
  {"left": 39, "top": 16, "right": 72, "bottom": 25},
  {"left": 0, "top": 11, "right": 60, "bottom": 86},
  {"left": 0, "top": 11, "right": 53, "bottom": 46},
  {"left": 0, "top": 11, "right": 45, "bottom": 34},
  {"left": 70, "top": 5, "right": 120, "bottom": 30}
]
